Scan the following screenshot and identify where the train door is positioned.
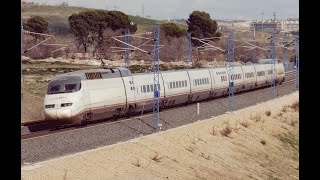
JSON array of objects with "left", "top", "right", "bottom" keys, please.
[
  {"left": 81, "top": 81, "right": 92, "bottom": 121},
  {"left": 123, "top": 76, "right": 137, "bottom": 114}
]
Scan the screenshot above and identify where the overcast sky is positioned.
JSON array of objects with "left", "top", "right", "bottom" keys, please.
[{"left": 24, "top": 0, "right": 299, "bottom": 20}]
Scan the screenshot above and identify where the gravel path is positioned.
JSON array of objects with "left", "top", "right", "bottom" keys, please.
[{"left": 21, "top": 80, "right": 297, "bottom": 164}]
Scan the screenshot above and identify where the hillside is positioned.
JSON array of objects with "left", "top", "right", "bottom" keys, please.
[
  {"left": 22, "top": 92, "right": 299, "bottom": 179},
  {"left": 21, "top": 5, "right": 185, "bottom": 35}
]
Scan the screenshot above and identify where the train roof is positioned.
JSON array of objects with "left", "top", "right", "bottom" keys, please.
[
  {"left": 52, "top": 67, "right": 131, "bottom": 80},
  {"left": 52, "top": 61, "right": 283, "bottom": 80}
]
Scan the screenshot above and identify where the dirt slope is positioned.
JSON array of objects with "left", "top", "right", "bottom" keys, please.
[{"left": 21, "top": 91, "right": 299, "bottom": 180}]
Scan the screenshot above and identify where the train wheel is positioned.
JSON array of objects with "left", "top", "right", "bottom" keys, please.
[{"left": 81, "top": 113, "right": 92, "bottom": 127}]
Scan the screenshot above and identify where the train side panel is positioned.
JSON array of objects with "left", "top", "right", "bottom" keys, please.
[
  {"left": 275, "top": 63, "right": 285, "bottom": 84},
  {"left": 86, "top": 78, "right": 127, "bottom": 120},
  {"left": 129, "top": 73, "right": 165, "bottom": 112},
  {"left": 241, "top": 65, "right": 257, "bottom": 91},
  {"left": 226, "top": 66, "right": 245, "bottom": 93},
  {"left": 209, "top": 67, "right": 229, "bottom": 97},
  {"left": 187, "top": 69, "right": 212, "bottom": 102},
  {"left": 161, "top": 71, "right": 190, "bottom": 107},
  {"left": 255, "top": 64, "right": 268, "bottom": 88}
]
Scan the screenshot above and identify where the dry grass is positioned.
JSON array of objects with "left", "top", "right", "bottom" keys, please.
[
  {"left": 289, "top": 101, "right": 299, "bottom": 112},
  {"left": 210, "top": 125, "right": 216, "bottom": 136},
  {"left": 200, "top": 152, "right": 211, "bottom": 160},
  {"left": 265, "top": 110, "right": 271, "bottom": 116},
  {"left": 250, "top": 114, "right": 262, "bottom": 122},
  {"left": 151, "top": 152, "right": 163, "bottom": 162},
  {"left": 191, "top": 138, "right": 197, "bottom": 145},
  {"left": 240, "top": 121, "right": 249, "bottom": 128},
  {"left": 220, "top": 124, "right": 232, "bottom": 137},
  {"left": 185, "top": 146, "right": 195, "bottom": 153},
  {"left": 282, "top": 105, "right": 288, "bottom": 113},
  {"left": 132, "top": 159, "right": 141, "bottom": 167},
  {"left": 63, "top": 169, "right": 68, "bottom": 180},
  {"left": 289, "top": 120, "right": 298, "bottom": 127}
]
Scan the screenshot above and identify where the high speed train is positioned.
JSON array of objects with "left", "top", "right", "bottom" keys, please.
[{"left": 44, "top": 60, "right": 285, "bottom": 125}]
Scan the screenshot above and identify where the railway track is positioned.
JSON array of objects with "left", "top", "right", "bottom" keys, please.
[{"left": 21, "top": 77, "right": 297, "bottom": 141}]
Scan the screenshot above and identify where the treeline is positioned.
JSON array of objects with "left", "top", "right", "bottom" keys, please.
[{"left": 23, "top": 9, "right": 292, "bottom": 63}]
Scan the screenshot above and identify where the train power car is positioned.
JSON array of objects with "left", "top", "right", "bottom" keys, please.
[{"left": 44, "top": 61, "right": 285, "bottom": 125}]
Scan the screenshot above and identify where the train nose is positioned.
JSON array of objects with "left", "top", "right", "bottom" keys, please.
[{"left": 44, "top": 108, "right": 72, "bottom": 120}]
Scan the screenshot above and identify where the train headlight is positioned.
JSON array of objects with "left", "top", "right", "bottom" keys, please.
[
  {"left": 45, "top": 104, "right": 55, "bottom": 108},
  {"left": 61, "top": 103, "right": 73, "bottom": 107}
]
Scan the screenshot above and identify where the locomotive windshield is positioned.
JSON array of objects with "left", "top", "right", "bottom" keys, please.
[{"left": 47, "top": 76, "right": 82, "bottom": 94}]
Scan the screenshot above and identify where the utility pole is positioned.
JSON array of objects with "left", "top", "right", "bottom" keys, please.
[
  {"left": 187, "top": 32, "right": 192, "bottom": 67},
  {"left": 21, "top": 22, "right": 23, "bottom": 103},
  {"left": 295, "top": 35, "right": 299, "bottom": 89},
  {"left": 260, "top": 12, "right": 264, "bottom": 37},
  {"left": 227, "top": 31, "right": 235, "bottom": 112},
  {"left": 152, "top": 25, "right": 160, "bottom": 130},
  {"left": 124, "top": 28, "right": 130, "bottom": 68},
  {"left": 273, "top": 12, "right": 276, "bottom": 32},
  {"left": 142, "top": 4, "right": 145, "bottom": 18},
  {"left": 269, "top": 32, "right": 277, "bottom": 98}
]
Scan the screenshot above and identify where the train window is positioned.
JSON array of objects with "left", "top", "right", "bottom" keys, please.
[
  {"left": 150, "top": 84, "right": 154, "bottom": 91},
  {"left": 64, "top": 84, "right": 77, "bottom": 92},
  {"left": 185, "top": 80, "right": 187, "bottom": 87},
  {"left": 48, "top": 85, "right": 60, "bottom": 94},
  {"left": 179, "top": 81, "right": 182, "bottom": 88},
  {"left": 175, "top": 81, "right": 178, "bottom": 88},
  {"left": 143, "top": 85, "right": 146, "bottom": 93},
  {"left": 170, "top": 82, "right": 173, "bottom": 89},
  {"left": 197, "top": 79, "right": 200, "bottom": 85},
  {"left": 147, "top": 85, "right": 150, "bottom": 92},
  {"left": 140, "top": 86, "right": 143, "bottom": 93},
  {"left": 173, "top": 82, "right": 176, "bottom": 88},
  {"left": 258, "top": 71, "right": 265, "bottom": 76},
  {"left": 47, "top": 76, "right": 82, "bottom": 94}
]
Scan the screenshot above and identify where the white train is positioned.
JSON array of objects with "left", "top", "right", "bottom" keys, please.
[{"left": 44, "top": 61, "right": 285, "bottom": 125}]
